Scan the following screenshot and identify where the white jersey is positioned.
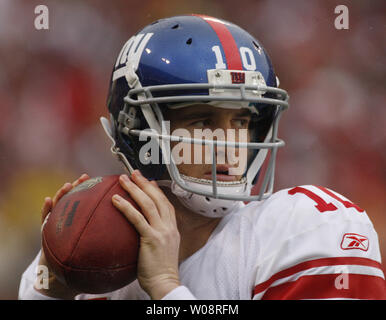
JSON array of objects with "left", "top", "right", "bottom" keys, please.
[{"left": 19, "top": 185, "right": 386, "bottom": 300}]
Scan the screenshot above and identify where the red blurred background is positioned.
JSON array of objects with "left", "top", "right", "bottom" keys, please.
[{"left": 0, "top": 0, "right": 384, "bottom": 299}]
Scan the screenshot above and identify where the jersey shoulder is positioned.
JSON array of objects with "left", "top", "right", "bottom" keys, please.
[
  {"left": 237, "top": 184, "right": 379, "bottom": 268},
  {"left": 243, "top": 184, "right": 373, "bottom": 234},
  {"left": 243, "top": 186, "right": 385, "bottom": 300}
]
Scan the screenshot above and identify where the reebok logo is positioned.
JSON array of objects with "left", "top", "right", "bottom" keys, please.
[{"left": 340, "top": 233, "right": 369, "bottom": 251}]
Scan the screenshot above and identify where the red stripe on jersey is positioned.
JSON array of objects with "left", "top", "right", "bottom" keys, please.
[
  {"left": 253, "top": 257, "right": 384, "bottom": 297},
  {"left": 194, "top": 14, "right": 243, "bottom": 70},
  {"left": 315, "top": 186, "right": 365, "bottom": 212},
  {"left": 261, "top": 273, "right": 386, "bottom": 300}
]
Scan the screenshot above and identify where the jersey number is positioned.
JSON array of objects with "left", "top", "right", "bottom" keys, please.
[{"left": 288, "top": 186, "right": 364, "bottom": 213}]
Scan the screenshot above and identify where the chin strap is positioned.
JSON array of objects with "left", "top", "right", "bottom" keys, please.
[{"left": 157, "top": 179, "right": 246, "bottom": 218}]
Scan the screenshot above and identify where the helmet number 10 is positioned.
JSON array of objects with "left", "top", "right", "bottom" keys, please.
[{"left": 212, "top": 45, "right": 256, "bottom": 71}]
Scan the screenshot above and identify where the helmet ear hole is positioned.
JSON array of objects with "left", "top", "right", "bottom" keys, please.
[
  {"left": 186, "top": 38, "right": 192, "bottom": 45},
  {"left": 205, "top": 197, "right": 211, "bottom": 202},
  {"left": 172, "top": 24, "right": 179, "bottom": 29}
]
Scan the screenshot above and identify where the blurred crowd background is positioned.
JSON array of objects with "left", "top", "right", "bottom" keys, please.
[{"left": 0, "top": 0, "right": 384, "bottom": 299}]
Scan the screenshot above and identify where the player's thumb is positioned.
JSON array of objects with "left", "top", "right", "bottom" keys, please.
[{"left": 41, "top": 197, "right": 53, "bottom": 224}]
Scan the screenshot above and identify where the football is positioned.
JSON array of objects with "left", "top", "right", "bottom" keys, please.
[{"left": 42, "top": 175, "right": 140, "bottom": 294}]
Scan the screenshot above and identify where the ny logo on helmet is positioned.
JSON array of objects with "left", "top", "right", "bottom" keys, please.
[
  {"left": 230, "top": 72, "right": 245, "bottom": 84},
  {"left": 113, "top": 33, "right": 154, "bottom": 82}
]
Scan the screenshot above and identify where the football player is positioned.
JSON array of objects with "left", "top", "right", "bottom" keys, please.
[{"left": 19, "top": 14, "right": 385, "bottom": 300}]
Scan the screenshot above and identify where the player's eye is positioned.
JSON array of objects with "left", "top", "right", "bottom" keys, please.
[{"left": 232, "top": 118, "right": 250, "bottom": 128}]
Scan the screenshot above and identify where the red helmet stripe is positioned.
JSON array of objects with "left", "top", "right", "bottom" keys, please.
[{"left": 194, "top": 14, "right": 243, "bottom": 70}]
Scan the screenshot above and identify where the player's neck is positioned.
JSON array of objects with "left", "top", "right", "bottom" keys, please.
[
  {"left": 161, "top": 186, "right": 222, "bottom": 262},
  {"left": 176, "top": 208, "right": 221, "bottom": 263}
]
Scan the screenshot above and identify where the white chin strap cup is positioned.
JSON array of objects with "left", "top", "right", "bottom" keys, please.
[{"left": 157, "top": 179, "right": 247, "bottom": 218}]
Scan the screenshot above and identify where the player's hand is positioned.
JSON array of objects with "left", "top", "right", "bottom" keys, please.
[
  {"left": 35, "top": 173, "right": 90, "bottom": 299},
  {"left": 112, "top": 170, "right": 181, "bottom": 299}
]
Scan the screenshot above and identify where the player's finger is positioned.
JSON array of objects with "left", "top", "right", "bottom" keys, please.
[
  {"left": 147, "top": 180, "right": 177, "bottom": 225},
  {"left": 112, "top": 194, "right": 152, "bottom": 236},
  {"left": 150, "top": 180, "right": 159, "bottom": 187},
  {"left": 72, "top": 173, "right": 90, "bottom": 188},
  {"left": 41, "top": 197, "right": 52, "bottom": 224},
  {"left": 52, "top": 174, "right": 89, "bottom": 208},
  {"left": 129, "top": 170, "right": 175, "bottom": 223},
  {"left": 52, "top": 182, "right": 73, "bottom": 208},
  {"left": 119, "top": 174, "right": 162, "bottom": 227}
]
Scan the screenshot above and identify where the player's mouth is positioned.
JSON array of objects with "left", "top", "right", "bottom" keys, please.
[{"left": 203, "top": 165, "right": 238, "bottom": 181}]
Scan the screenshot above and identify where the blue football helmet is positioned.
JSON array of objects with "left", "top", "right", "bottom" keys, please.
[{"left": 101, "top": 14, "right": 289, "bottom": 217}]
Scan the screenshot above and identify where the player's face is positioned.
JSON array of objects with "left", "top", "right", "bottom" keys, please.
[{"left": 164, "top": 104, "right": 252, "bottom": 181}]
